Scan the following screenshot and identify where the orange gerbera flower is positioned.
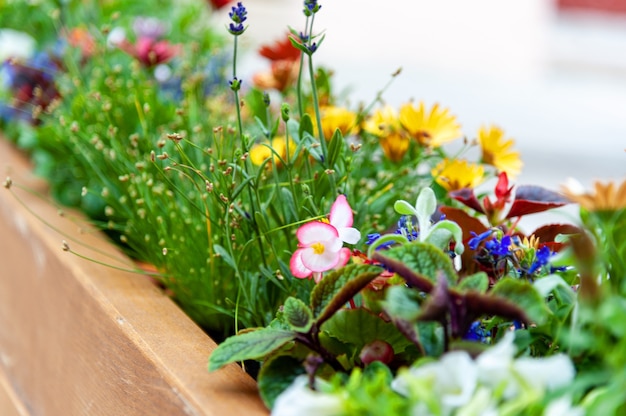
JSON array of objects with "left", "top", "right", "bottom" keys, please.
[
  {"left": 478, "top": 125, "right": 523, "bottom": 179},
  {"left": 561, "top": 178, "right": 626, "bottom": 212},
  {"left": 399, "top": 102, "right": 462, "bottom": 148},
  {"left": 432, "top": 159, "right": 485, "bottom": 192}
]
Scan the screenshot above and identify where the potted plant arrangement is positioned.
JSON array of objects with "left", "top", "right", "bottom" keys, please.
[{"left": 1, "top": 0, "right": 625, "bottom": 415}]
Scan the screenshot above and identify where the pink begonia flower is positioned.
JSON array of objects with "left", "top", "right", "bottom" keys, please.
[
  {"left": 329, "top": 194, "right": 361, "bottom": 245},
  {"left": 290, "top": 195, "right": 361, "bottom": 282}
]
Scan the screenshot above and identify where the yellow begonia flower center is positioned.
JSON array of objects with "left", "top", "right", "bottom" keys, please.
[{"left": 311, "top": 242, "right": 325, "bottom": 255}]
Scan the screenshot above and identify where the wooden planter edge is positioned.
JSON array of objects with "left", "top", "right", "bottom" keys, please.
[{"left": 0, "top": 139, "right": 267, "bottom": 415}]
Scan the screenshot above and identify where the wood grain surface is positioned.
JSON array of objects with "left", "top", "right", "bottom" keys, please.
[{"left": 0, "top": 139, "right": 268, "bottom": 415}]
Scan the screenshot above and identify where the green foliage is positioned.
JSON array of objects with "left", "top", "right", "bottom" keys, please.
[
  {"left": 372, "top": 242, "right": 458, "bottom": 288},
  {"left": 311, "top": 263, "right": 383, "bottom": 325},
  {"left": 208, "top": 327, "right": 296, "bottom": 372},
  {"left": 283, "top": 297, "right": 313, "bottom": 332}
]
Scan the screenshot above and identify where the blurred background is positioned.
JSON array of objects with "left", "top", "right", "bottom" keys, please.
[{"left": 217, "top": 0, "right": 626, "bottom": 227}]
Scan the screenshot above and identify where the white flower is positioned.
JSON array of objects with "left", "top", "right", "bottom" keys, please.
[
  {"left": 543, "top": 395, "right": 584, "bottom": 416},
  {"left": 0, "top": 29, "right": 36, "bottom": 62},
  {"left": 475, "top": 331, "right": 517, "bottom": 397},
  {"left": 272, "top": 376, "right": 344, "bottom": 416},
  {"left": 513, "top": 353, "right": 576, "bottom": 392},
  {"left": 106, "top": 27, "right": 126, "bottom": 48},
  {"left": 393, "top": 351, "right": 478, "bottom": 412}
]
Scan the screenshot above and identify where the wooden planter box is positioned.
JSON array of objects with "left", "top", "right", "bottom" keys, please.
[{"left": 0, "top": 138, "right": 267, "bottom": 415}]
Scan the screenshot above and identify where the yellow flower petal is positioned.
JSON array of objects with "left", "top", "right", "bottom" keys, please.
[
  {"left": 399, "top": 102, "right": 462, "bottom": 148},
  {"left": 478, "top": 125, "right": 523, "bottom": 178},
  {"left": 432, "top": 159, "right": 485, "bottom": 191},
  {"left": 560, "top": 178, "right": 626, "bottom": 212}
]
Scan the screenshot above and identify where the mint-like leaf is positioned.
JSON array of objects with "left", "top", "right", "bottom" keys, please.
[
  {"left": 208, "top": 328, "right": 296, "bottom": 371},
  {"left": 283, "top": 297, "right": 313, "bottom": 332},
  {"left": 311, "top": 263, "right": 382, "bottom": 326}
]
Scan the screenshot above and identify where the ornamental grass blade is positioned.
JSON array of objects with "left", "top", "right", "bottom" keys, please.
[
  {"left": 208, "top": 328, "right": 296, "bottom": 371},
  {"left": 311, "top": 263, "right": 383, "bottom": 326}
]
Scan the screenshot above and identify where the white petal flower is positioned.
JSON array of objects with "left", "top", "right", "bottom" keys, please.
[
  {"left": 513, "top": 353, "right": 576, "bottom": 392},
  {"left": 543, "top": 396, "right": 584, "bottom": 416},
  {"left": 393, "top": 351, "right": 478, "bottom": 411},
  {"left": 272, "top": 376, "right": 344, "bottom": 416},
  {"left": 0, "top": 29, "right": 36, "bottom": 62}
]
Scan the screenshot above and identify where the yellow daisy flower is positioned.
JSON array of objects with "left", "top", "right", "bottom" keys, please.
[
  {"left": 432, "top": 159, "right": 485, "bottom": 191},
  {"left": 379, "top": 132, "right": 410, "bottom": 163},
  {"left": 363, "top": 105, "right": 401, "bottom": 136},
  {"left": 399, "top": 101, "right": 462, "bottom": 148},
  {"left": 560, "top": 178, "right": 626, "bottom": 212},
  {"left": 250, "top": 136, "right": 296, "bottom": 168},
  {"left": 320, "top": 106, "right": 358, "bottom": 140},
  {"left": 364, "top": 106, "right": 411, "bottom": 162},
  {"left": 478, "top": 125, "right": 523, "bottom": 178}
]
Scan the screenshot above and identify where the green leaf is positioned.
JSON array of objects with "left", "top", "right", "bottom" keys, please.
[
  {"left": 212, "top": 244, "right": 236, "bottom": 270},
  {"left": 372, "top": 242, "right": 457, "bottom": 289},
  {"left": 393, "top": 200, "right": 416, "bottom": 216},
  {"left": 425, "top": 220, "right": 465, "bottom": 255},
  {"left": 258, "top": 354, "right": 306, "bottom": 409},
  {"left": 254, "top": 211, "right": 269, "bottom": 234},
  {"left": 457, "top": 272, "right": 489, "bottom": 293},
  {"left": 321, "top": 308, "right": 413, "bottom": 355},
  {"left": 310, "top": 264, "right": 383, "bottom": 326},
  {"left": 283, "top": 297, "right": 313, "bottom": 332},
  {"left": 327, "top": 128, "right": 344, "bottom": 167},
  {"left": 380, "top": 285, "right": 422, "bottom": 322},
  {"left": 288, "top": 35, "right": 309, "bottom": 55},
  {"left": 208, "top": 328, "right": 296, "bottom": 371},
  {"left": 280, "top": 188, "right": 298, "bottom": 223},
  {"left": 490, "top": 278, "right": 551, "bottom": 324},
  {"left": 299, "top": 113, "right": 314, "bottom": 138},
  {"left": 415, "top": 187, "right": 437, "bottom": 235}
]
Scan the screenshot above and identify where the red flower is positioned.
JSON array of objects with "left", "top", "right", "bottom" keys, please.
[
  {"left": 117, "top": 37, "right": 181, "bottom": 68},
  {"left": 207, "top": 0, "right": 232, "bottom": 9},
  {"left": 258, "top": 34, "right": 300, "bottom": 62}
]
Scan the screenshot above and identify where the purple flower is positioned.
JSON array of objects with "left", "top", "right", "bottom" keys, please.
[
  {"left": 228, "top": 2, "right": 247, "bottom": 35},
  {"left": 527, "top": 245, "right": 552, "bottom": 275}
]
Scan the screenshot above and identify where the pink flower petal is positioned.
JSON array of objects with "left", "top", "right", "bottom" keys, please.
[
  {"left": 290, "top": 249, "right": 312, "bottom": 278},
  {"left": 301, "top": 246, "right": 340, "bottom": 273},
  {"left": 337, "top": 247, "right": 352, "bottom": 268},
  {"left": 329, "top": 195, "right": 354, "bottom": 229},
  {"left": 296, "top": 221, "right": 339, "bottom": 245}
]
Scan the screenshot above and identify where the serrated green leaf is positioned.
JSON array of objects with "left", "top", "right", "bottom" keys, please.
[
  {"left": 283, "top": 297, "right": 313, "bottom": 332},
  {"left": 457, "top": 272, "right": 489, "bottom": 293},
  {"left": 490, "top": 278, "right": 551, "bottom": 324},
  {"left": 310, "top": 264, "right": 383, "bottom": 326},
  {"left": 258, "top": 355, "right": 306, "bottom": 409},
  {"left": 372, "top": 242, "right": 457, "bottom": 289},
  {"left": 208, "top": 328, "right": 296, "bottom": 371},
  {"left": 381, "top": 285, "right": 422, "bottom": 322},
  {"left": 321, "top": 308, "right": 413, "bottom": 355}
]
